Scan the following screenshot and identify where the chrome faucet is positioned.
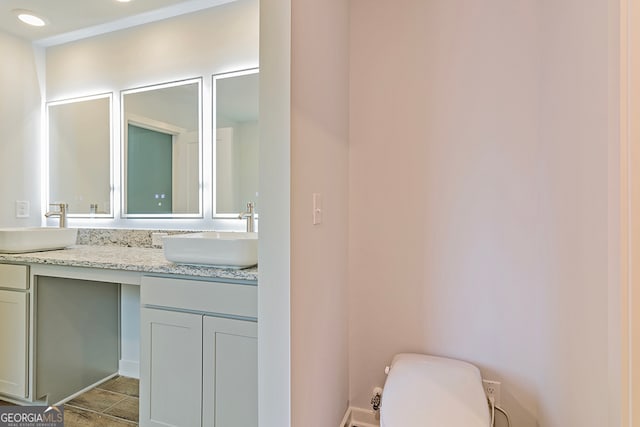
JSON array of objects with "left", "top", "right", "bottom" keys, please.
[
  {"left": 238, "top": 202, "right": 256, "bottom": 232},
  {"left": 45, "top": 203, "right": 67, "bottom": 228}
]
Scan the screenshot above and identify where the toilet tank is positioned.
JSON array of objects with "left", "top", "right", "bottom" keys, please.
[{"left": 380, "top": 353, "right": 491, "bottom": 427}]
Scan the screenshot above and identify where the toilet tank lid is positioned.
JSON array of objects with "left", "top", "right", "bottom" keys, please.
[{"left": 380, "top": 353, "right": 491, "bottom": 427}]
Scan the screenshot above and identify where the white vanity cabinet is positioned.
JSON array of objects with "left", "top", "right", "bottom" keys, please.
[
  {"left": 140, "top": 276, "right": 257, "bottom": 427},
  {"left": 202, "top": 316, "right": 257, "bottom": 427},
  {"left": 140, "top": 307, "right": 203, "bottom": 427},
  {"left": 0, "top": 264, "right": 29, "bottom": 398}
]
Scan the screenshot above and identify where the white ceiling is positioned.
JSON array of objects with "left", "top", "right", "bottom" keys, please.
[{"left": 0, "top": 0, "right": 234, "bottom": 46}]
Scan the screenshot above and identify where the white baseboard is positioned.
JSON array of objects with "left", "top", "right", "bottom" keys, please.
[
  {"left": 118, "top": 360, "right": 140, "bottom": 379},
  {"left": 340, "top": 407, "right": 380, "bottom": 427},
  {"left": 53, "top": 373, "right": 118, "bottom": 406}
]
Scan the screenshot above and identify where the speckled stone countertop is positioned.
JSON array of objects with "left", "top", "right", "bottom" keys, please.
[{"left": 0, "top": 245, "right": 258, "bottom": 282}]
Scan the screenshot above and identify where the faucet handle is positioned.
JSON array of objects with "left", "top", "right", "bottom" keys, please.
[
  {"left": 239, "top": 202, "right": 256, "bottom": 232},
  {"left": 49, "top": 203, "right": 67, "bottom": 212},
  {"left": 45, "top": 203, "right": 67, "bottom": 228}
]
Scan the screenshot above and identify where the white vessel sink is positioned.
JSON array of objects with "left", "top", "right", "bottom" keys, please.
[
  {"left": 0, "top": 227, "right": 78, "bottom": 253},
  {"left": 162, "top": 231, "right": 258, "bottom": 268}
]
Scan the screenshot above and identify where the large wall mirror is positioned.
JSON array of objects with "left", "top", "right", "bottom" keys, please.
[
  {"left": 47, "top": 94, "right": 112, "bottom": 217},
  {"left": 214, "top": 69, "right": 259, "bottom": 216},
  {"left": 122, "top": 78, "right": 202, "bottom": 218}
]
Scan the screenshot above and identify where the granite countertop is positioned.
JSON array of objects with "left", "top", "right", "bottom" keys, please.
[{"left": 0, "top": 245, "right": 258, "bottom": 282}]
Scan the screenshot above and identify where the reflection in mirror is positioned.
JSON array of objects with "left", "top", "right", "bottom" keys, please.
[
  {"left": 122, "top": 79, "right": 202, "bottom": 217},
  {"left": 214, "top": 69, "right": 259, "bottom": 216},
  {"left": 48, "top": 94, "right": 112, "bottom": 216}
]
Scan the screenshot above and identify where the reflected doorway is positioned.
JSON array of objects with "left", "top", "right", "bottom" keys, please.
[{"left": 126, "top": 124, "right": 173, "bottom": 214}]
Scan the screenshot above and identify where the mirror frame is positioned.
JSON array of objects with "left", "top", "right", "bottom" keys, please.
[
  {"left": 212, "top": 68, "right": 260, "bottom": 219},
  {"left": 46, "top": 92, "right": 114, "bottom": 218},
  {"left": 121, "top": 77, "right": 203, "bottom": 219}
]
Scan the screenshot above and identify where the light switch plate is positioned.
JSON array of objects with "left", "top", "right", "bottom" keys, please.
[{"left": 313, "top": 193, "right": 322, "bottom": 225}]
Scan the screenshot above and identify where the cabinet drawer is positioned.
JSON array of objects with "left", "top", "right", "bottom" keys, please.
[
  {"left": 141, "top": 276, "right": 257, "bottom": 319},
  {"left": 0, "top": 264, "right": 29, "bottom": 290}
]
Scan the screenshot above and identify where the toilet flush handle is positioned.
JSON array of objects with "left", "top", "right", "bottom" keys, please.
[{"left": 385, "top": 366, "right": 390, "bottom": 375}]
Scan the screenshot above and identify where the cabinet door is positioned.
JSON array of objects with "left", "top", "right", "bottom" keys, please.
[
  {"left": 140, "top": 308, "right": 202, "bottom": 427},
  {"left": 0, "top": 290, "right": 28, "bottom": 398},
  {"left": 202, "top": 316, "right": 257, "bottom": 427}
]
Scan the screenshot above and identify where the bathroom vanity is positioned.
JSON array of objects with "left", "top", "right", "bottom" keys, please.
[
  {"left": 0, "top": 244, "right": 258, "bottom": 427},
  {"left": 0, "top": 1, "right": 262, "bottom": 424}
]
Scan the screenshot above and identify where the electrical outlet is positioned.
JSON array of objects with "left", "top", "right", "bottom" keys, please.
[
  {"left": 370, "top": 386, "right": 383, "bottom": 411},
  {"left": 482, "top": 379, "right": 501, "bottom": 406},
  {"left": 15, "top": 200, "right": 29, "bottom": 218}
]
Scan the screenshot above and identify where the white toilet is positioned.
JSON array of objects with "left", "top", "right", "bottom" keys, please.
[{"left": 380, "top": 353, "right": 491, "bottom": 427}]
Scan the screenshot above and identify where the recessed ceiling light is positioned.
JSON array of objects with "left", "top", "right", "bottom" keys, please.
[
  {"left": 14, "top": 10, "right": 47, "bottom": 27},
  {"left": 116, "top": 0, "right": 132, "bottom": 2}
]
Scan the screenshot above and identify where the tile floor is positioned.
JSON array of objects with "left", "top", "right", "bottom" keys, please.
[
  {"left": 65, "top": 376, "right": 139, "bottom": 426},
  {"left": 0, "top": 376, "right": 139, "bottom": 427}
]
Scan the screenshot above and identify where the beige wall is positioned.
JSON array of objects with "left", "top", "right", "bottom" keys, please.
[
  {"left": 0, "top": 31, "right": 42, "bottom": 227},
  {"left": 45, "top": 0, "right": 258, "bottom": 99},
  {"left": 349, "top": 1, "right": 612, "bottom": 426},
  {"left": 609, "top": 0, "right": 623, "bottom": 423},
  {"left": 290, "top": 0, "right": 350, "bottom": 425}
]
